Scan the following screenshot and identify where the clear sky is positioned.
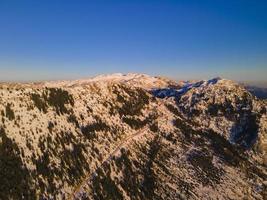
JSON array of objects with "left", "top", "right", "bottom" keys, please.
[{"left": 0, "top": 0, "right": 266, "bottom": 82}]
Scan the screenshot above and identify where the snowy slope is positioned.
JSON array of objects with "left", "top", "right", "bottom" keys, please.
[{"left": 0, "top": 73, "right": 266, "bottom": 200}]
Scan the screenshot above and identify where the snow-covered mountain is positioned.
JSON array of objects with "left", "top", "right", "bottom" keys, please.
[
  {"left": 245, "top": 85, "right": 267, "bottom": 100},
  {"left": 43, "top": 73, "right": 177, "bottom": 89},
  {"left": 0, "top": 73, "right": 266, "bottom": 199}
]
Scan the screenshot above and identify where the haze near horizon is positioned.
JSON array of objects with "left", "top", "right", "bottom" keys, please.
[{"left": 0, "top": 0, "right": 266, "bottom": 84}]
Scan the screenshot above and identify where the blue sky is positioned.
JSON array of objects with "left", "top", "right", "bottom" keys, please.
[{"left": 0, "top": 0, "right": 266, "bottom": 82}]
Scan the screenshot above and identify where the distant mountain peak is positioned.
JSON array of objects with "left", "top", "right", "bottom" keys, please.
[{"left": 43, "top": 72, "right": 177, "bottom": 89}]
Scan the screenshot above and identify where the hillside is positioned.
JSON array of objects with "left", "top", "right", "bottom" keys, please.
[{"left": 0, "top": 74, "right": 266, "bottom": 200}]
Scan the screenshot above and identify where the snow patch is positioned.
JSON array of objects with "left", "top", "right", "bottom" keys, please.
[{"left": 152, "top": 77, "right": 222, "bottom": 98}]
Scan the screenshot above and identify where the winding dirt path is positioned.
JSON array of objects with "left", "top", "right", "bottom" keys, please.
[{"left": 68, "top": 126, "right": 150, "bottom": 200}]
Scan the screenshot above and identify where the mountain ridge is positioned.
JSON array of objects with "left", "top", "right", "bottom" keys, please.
[{"left": 0, "top": 73, "right": 266, "bottom": 199}]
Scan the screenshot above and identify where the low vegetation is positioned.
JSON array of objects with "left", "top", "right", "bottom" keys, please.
[
  {"left": 5, "top": 103, "right": 15, "bottom": 120},
  {"left": 0, "top": 75, "right": 265, "bottom": 199},
  {"left": 92, "top": 168, "right": 123, "bottom": 200},
  {"left": 122, "top": 116, "right": 148, "bottom": 130},
  {"left": 113, "top": 85, "right": 149, "bottom": 116},
  {"left": 0, "top": 127, "right": 35, "bottom": 199},
  {"left": 31, "top": 93, "right": 48, "bottom": 113},
  {"left": 81, "top": 117, "right": 110, "bottom": 140},
  {"left": 46, "top": 88, "right": 74, "bottom": 114},
  {"left": 31, "top": 88, "right": 74, "bottom": 114}
]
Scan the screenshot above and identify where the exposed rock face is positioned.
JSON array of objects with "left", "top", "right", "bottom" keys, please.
[{"left": 0, "top": 73, "right": 266, "bottom": 200}]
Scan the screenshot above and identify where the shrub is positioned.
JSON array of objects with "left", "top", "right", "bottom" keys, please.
[
  {"left": 0, "top": 127, "right": 35, "bottom": 199},
  {"left": 113, "top": 85, "right": 149, "bottom": 116},
  {"left": 92, "top": 168, "right": 123, "bottom": 200},
  {"left": 149, "top": 122, "right": 159, "bottom": 132},
  {"left": 81, "top": 118, "right": 110, "bottom": 139},
  {"left": 67, "top": 114, "right": 79, "bottom": 127},
  {"left": 166, "top": 104, "right": 181, "bottom": 116},
  {"left": 31, "top": 93, "right": 48, "bottom": 113},
  {"left": 122, "top": 116, "right": 147, "bottom": 130},
  {"left": 48, "top": 121, "right": 54, "bottom": 133},
  {"left": 5, "top": 103, "right": 15, "bottom": 120},
  {"left": 46, "top": 88, "right": 74, "bottom": 115},
  {"left": 141, "top": 136, "right": 161, "bottom": 198},
  {"left": 187, "top": 149, "right": 224, "bottom": 186}
]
